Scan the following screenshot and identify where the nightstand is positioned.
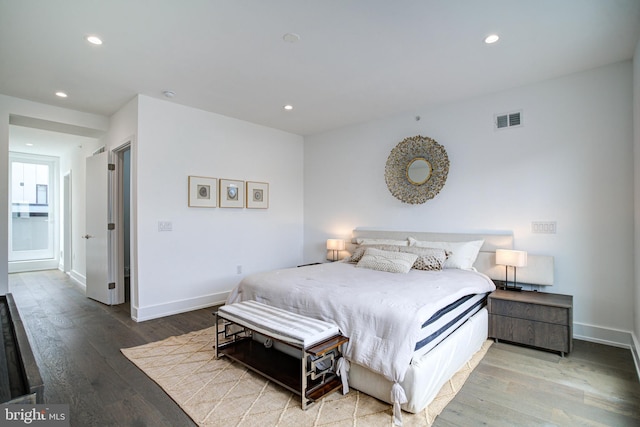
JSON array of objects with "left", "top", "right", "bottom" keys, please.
[{"left": 488, "top": 289, "right": 573, "bottom": 356}]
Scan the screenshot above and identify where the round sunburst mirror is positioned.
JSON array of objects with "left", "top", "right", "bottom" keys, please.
[{"left": 385, "top": 135, "right": 449, "bottom": 204}]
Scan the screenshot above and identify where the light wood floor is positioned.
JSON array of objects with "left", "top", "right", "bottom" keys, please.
[{"left": 7, "top": 270, "right": 640, "bottom": 426}]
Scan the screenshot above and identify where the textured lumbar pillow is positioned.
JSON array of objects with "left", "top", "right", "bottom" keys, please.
[
  {"left": 399, "top": 246, "right": 448, "bottom": 271},
  {"left": 345, "top": 244, "right": 401, "bottom": 263},
  {"left": 356, "top": 248, "right": 418, "bottom": 274}
]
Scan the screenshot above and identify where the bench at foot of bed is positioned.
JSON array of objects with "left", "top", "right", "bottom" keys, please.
[{"left": 214, "top": 300, "right": 349, "bottom": 410}]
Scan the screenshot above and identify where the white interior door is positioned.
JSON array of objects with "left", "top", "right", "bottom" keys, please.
[{"left": 85, "top": 151, "right": 114, "bottom": 304}]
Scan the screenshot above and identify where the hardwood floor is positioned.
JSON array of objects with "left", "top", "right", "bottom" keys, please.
[
  {"left": 7, "top": 270, "right": 640, "bottom": 426},
  {"left": 435, "top": 340, "right": 640, "bottom": 426},
  {"left": 8, "top": 270, "right": 209, "bottom": 426}
]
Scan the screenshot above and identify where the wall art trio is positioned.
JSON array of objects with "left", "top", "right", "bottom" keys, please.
[{"left": 188, "top": 176, "right": 269, "bottom": 209}]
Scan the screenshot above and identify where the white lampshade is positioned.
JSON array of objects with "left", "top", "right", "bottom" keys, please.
[
  {"left": 495, "top": 249, "right": 528, "bottom": 268},
  {"left": 326, "top": 239, "right": 345, "bottom": 251}
]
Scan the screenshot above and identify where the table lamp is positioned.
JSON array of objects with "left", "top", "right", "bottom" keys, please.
[
  {"left": 326, "top": 239, "right": 345, "bottom": 261},
  {"left": 495, "top": 249, "right": 527, "bottom": 291}
]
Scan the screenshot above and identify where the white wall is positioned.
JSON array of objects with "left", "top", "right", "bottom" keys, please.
[
  {"left": 304, "top": 61, "right": 634, "bottom": 345},
  {"left": 132, "top": 95, "right": 304, "bottom": 320},
  {"left": 0, "top": 94, "right": 108, "bottom": 295}
]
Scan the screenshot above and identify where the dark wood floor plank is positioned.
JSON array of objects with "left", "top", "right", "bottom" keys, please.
[{"left": 105, "top": 393, "right": 176, "bottom": 427}]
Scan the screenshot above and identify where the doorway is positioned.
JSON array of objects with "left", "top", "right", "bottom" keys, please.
[
  {"left": 113, "top": 142, "right": 132, "bottom": 305},
  {"left": 80, "top": 141, "right": 133, "bottom": 310},
  {"left": 8, "top": 152, "right": 59, "bottom": 271},
  {"left": 7, "top": 124, "right": 101, "bottom": 277}
]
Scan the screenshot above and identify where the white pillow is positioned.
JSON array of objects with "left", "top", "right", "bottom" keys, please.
[
  {"left": 345, "top": 244, "right": 401, "bottom": 263},
  {"left": 408, "top": 238, "right": 484, "bottom": 270},
  {"left": 355, "top": 238, "right": 409, "bottom": 246},
  {"left": 356, "top": 248, "right": 418, "bottom": 274}
]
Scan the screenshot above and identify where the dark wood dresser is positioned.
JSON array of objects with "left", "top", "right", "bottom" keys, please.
[{"left": 488, "top": 289, "right": 573, "bottom": 356}]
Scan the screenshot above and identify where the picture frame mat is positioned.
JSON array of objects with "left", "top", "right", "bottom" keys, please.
[
  {"left": 188, "top": 176, "right": 217, "bottom": 207},
  {"left": 219, "top": 178, "right": 245, "bottom": 208},
  {"left": 246, "top": 181, "right": 269, "bottom": 209}
]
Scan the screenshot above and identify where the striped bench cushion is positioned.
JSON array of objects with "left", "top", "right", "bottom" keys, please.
[{"left": 219, "top": 301, "right": 340, "bottom": 348}]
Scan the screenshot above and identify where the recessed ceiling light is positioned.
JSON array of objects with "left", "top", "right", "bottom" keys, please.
[
  {"left": 283, "top": 105, "right": 294, "bottom": 111},
  {"left": 55, "top": 91, "right": 68, "bottom": 98},
  {"left": 484, "top": 34, "right": 500, "bottom": 44},
  {"left": 86, "top": 35, "right": 103, "bottom": 45},
  {"left": 26, "top": 143, "right": 33, "bottom": 147},
  {"left": 282, "top": 33, "right": 301, "bottom": 43}
]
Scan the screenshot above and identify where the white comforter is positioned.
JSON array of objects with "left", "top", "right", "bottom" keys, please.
[{"left": 226, "top": 262, "right": 495, "bottom": 387}]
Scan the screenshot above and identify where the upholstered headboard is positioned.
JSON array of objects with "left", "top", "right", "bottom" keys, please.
[{"left": 349, "top": 228, "right": 554, "bottom": 286}]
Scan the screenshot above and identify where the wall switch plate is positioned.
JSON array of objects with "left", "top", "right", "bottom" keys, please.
[
  {"left": 158, "top": 221, "right": 172, "bottom": 232},
  {"left": 532, "top": 221, "right": 556, "bottom": 234}
]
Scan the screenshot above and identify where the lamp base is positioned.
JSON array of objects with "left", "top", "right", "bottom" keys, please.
[{"left": 495, "top": 281, "right": 522, "bottom": 292}]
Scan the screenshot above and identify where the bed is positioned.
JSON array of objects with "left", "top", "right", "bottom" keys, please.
[{"left": 226, "top": 229, "right": 513, "bottom": 425}]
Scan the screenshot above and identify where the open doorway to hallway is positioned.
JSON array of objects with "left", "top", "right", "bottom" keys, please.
[
  {"left": 8, "top": 122, "right": 135, "bottom": 318},
  {"left": 8, "top": 125, "right": 101, "bottom": 275},
  {"left": 8, "top": 152, "right": 58, "bottom": 270}
]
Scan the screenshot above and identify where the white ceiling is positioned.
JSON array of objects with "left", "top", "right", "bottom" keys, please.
[
  {"left": 1, "top": 0, "right": 639, "bottom": 136},
  {"left": 9, "top": 125, "right": 97, "bottom": 156}
]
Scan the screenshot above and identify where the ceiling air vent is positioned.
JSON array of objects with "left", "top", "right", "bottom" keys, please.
[{"left": 495, "top": 110, "right": 522, "bottom": 130}]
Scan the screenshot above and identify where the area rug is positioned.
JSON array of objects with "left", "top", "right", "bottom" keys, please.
[{"left": 121, "top": 327, "right": 492, "bottom": 426}]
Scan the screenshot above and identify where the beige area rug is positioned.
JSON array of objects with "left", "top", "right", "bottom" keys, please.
[{"left": 121, "top": 327, "right": 492, "bottom": 426}]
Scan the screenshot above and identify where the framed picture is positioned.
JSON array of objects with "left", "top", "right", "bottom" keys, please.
[
  {"left": 246, "top": 181, "right": 269, "bottom": 209},
  {"left": 188, "top": 176, "right": 217, "bottom": 207},
  {"left": 219, "top": 179, "right": 245, "bottom": 208}
]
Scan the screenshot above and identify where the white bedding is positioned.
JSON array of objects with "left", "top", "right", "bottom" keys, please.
[{"left": 226, "top": 262, "right": 495, "bottom": 388}]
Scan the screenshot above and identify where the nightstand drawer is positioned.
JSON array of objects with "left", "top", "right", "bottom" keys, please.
[
  {"left": 489, "top": 314, "right": 570, "bottom": 354},
  {"left": 490, "top": 299, "right": 569, "bottom": 325}
]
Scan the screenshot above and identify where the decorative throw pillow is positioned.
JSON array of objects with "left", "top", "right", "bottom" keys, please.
[
  {"left": 356, "top": 248, "right": 418, "bottom": 274},
  {"left": 408, "top": 238, "right": 484, "bottom": 270},
  {"left": 345, "top": 244, "right": 401, "bottom": 263},
  {"left": 398, "top": 246, "right": 448, "bottom": 271}
]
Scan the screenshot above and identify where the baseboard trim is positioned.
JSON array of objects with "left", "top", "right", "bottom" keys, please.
[
  {"left": 68, "top": 270, "right": 86, "bottom": 291},
  {"left": 573, "top": 322, "right": 634, "bottom": 348},
  {"left": 631, "top": 332, "right": 640, "bottom": 381},
  {"left": 133, "top": 291, "right": 229, "bottom": 322},
  {"left": 9, "top": 259, "right": 59, "bottom": 273}
]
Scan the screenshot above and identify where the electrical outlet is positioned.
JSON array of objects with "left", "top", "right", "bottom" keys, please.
[
  {"left": 532, "top": 221, "right": 557, "bottom": 234},
  {"left": 158, "top": 221, "right": 173, "bottom": 232},
  {"left": 237, "top": 265, "right": 242, "bottom": 274}
]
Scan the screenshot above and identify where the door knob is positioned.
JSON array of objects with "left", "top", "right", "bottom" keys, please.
[{"left": 82, "top": 234, "right": 94, "bottom": 239}]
